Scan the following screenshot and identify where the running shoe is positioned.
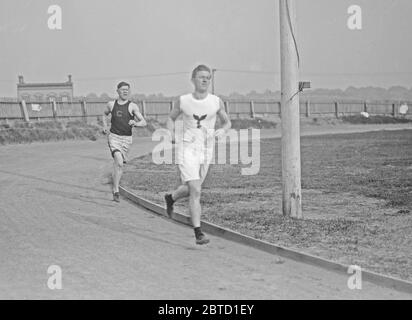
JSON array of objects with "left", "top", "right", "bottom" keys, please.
[{"left": 195, "top": 233, "right": 210, "bottom": 245}]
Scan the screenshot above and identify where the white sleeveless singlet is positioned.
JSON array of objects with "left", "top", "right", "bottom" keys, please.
[{"left": 177, "top": 93, "right": 220, "bottom": 145}]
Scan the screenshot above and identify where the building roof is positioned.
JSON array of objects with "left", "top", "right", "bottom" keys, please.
[
  {"left": 17, "top": 82, "right": 73, "bottom": 89},
  {"left": 17, "top": 75, "right": 73, "bottom": 89}
]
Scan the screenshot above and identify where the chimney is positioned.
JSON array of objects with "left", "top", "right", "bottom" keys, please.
[
  {"left": 18, "top": 75, "right": 24, "bottom": 84},
  {"left": 68, "top": 74, "right": 72, "bottom": 83}
]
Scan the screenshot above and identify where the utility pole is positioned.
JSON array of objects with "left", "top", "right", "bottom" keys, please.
[
  {"left": 279, "top": 0, "right": 303, "bottom": 218},
  {"left": 211, "top": 68, "right": 217, "bottom": 94}
]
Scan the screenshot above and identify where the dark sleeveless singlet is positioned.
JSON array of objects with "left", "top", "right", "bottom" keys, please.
[{"left": 110, "top": 100, "right": 134, "bottom": 136}]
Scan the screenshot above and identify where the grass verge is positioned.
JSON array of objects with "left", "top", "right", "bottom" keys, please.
[
  {"left": 341, "top": 115, "right": 412, "bottom": 124},
  {"left": 122, "top": 129, "right": 412, "bottom": 281},
  {"left": 0, "top": 118, "right": 278, "bottom": 145},
  {"left": 0, "top": 120, "right": 103, "bottom": 145}
]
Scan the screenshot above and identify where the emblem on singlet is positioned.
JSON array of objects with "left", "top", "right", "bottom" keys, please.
[{"left": 193, "top": 114, "right": 207, "bottom": 128}]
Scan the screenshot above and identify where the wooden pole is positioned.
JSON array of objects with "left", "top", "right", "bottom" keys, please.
[
  {"left": 250, "top": 100, "right": 255, "bottom": 118},
  {"left": 306, "top": 100, "right": 310, "bottom": 117},
  {"left": 335, "top": 102, "right": 339, "bottom": 118},
  {"left": 212, "top": 69, "right": 216, "bottom": 94},
  {"left": 52, "top": 100, "right": 58, "bottom": 119},
  {"left": 278, "top": 101, "right": 282, "bottom": 118},
  {"left": 141, "top": 100, "right": 146, "bottom": 117},
  {"left": 20, "top": 100, "right": 30, "bottom": 122},
  {"left": 280, "top": 0, "right": 302, "bottom": 218},
  {"left": 81, "top": 100, "right": 87, "bottom": 123},
  {"left": 224, "top": 100, "right": 230, "bottom": 114}
]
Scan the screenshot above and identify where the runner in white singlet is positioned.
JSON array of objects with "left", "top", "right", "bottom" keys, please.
[{"left": 164, "top": 65, "right": 231, "bottom": 245}]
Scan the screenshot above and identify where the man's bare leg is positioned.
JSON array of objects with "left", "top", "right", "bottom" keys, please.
[
  {"left": 172, "top": 184, "right": 189, "bottom": 201},
  {"left": 187, "top": 179, "right": 209, "bottom": 244},
  {"left": 112, "top": 152, "right": 124, "bottom": 202},
  {"left": 165, "top": 167, "right": 188, "bottom": 216},
  {"left": 187, "top": 180, "right": 202, "bottom": 227},
  {"left": 171, "top": 164, "right": 208, "bottom": 202}
]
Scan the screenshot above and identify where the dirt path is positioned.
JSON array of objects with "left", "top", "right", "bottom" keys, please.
[{"left": 0, "top": 127, "right": 411, "bottom": 299}]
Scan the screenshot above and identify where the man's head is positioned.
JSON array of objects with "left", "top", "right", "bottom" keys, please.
[
  {"left": 117, "top": 81, "right": 130, "bottom": 101},
  {"left": 191, "top": 65, "right": 212, "bottom": 93}
]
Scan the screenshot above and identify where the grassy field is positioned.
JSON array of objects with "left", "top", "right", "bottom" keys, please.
[
  {"left": 1, "top": 115, "right": 410, "bottom": 145},
  {"left": 0, "top": 120, "right": 103, "bottom": 144},
  {"left": 122, "top": 129, "right": 412, "bottom": 281},
  {"left": 0, "top": 117, "right": 278, "bottom": 145},
  {"left": 0, "top": 119, "right": 161, "bottom": 145},
  {"left": 341, "top": 114, "right": 412, "bottom": 124}
]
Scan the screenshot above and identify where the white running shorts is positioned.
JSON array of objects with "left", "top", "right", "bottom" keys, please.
[
  {"left": 107, "top": 132, "right": 132, "bottom": 163},
  {"left": 176, "top": 141, "right": 214, "bottom": 182}
]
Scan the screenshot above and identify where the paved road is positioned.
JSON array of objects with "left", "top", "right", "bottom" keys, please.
[{"left": 0, "top": 127, "right": 411, "bottom": 299}]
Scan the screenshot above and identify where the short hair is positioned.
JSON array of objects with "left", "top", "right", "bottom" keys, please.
[
  {"left": 117, "top": 81, "right": 130, "bottom": 89},
  {"left": 191, "top": 65, "right": 211, "bottom": 79}
]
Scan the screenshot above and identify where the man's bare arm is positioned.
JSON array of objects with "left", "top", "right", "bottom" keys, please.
[
  {"left": 129, "top": 103, "right": 147, "bottom": 127},
  {"left": 216, "top": 98, "right": 231, "bottom": 133},
  {"left": 102, "top": 101, "right": 113, "bottom": 134}
]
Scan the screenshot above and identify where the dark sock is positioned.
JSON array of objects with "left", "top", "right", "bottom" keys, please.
[
  {"left": 167, "top": 193, "right": 175, "bottom": 203},
  {"left": 194, "top": 227, "right": 202, "bottom": 238}
]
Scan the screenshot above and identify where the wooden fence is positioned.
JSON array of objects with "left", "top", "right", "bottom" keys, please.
[{"left": 0, "top": 99, "right": 410, "bottom": 122}]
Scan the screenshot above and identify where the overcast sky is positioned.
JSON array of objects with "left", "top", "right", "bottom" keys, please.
[{"left": 1, "top": 0, "right": 411, "bottom": 97}]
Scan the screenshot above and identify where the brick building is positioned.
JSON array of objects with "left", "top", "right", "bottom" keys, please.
[{"left": 17, "top": 75, "right": 74, "bottom": 102}]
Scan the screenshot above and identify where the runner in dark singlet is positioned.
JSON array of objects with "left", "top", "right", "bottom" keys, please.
[{"left": 102, "top": 82, "right": 147, "bottom": 202}]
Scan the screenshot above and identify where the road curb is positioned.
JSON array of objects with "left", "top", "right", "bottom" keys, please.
[{"left": 120, "top": 186, "right": 412, "bottom": 295}]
